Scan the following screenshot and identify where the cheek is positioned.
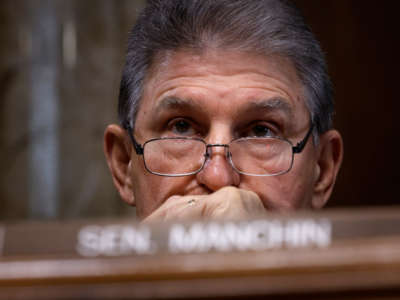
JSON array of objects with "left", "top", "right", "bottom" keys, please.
[
  {"left": 130, "top": 158, "right": 193, "bottom": 218},
  {"left": 131, "top": 172, "right": 163, "bottom": 218},
  {"left": 241, "top": 172, "right": 311, "bottom": 211},
  {"left": 239, "top": 143, "right": 317, "bottom": 210},
  {"left": 242, "top": 177, "right": 296, "bottom": 210}
]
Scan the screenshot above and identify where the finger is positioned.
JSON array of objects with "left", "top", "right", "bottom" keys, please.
[
  {"left": 238, "top": 189, "right": 265, "bottom": 211},
  {"left": 142, "top": 195, "right": 205, "bottom": 224},
  {"left": 205, "top": 187, "right": 265, "bottom": 218}
]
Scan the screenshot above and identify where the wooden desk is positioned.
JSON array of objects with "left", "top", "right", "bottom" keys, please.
[{"left": 1, "top": 207, "right": 399, "bottom": 299}]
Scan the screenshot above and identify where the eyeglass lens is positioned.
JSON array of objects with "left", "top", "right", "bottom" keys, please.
[
  {"left": 143, "top": 138, "right": 293, "bottom": 176},
  {"left": 229, "top": 138, "right": 292, "bottom": 176},
  {"left": 144, "top": 139, "right": 206, "bottom": 175}
]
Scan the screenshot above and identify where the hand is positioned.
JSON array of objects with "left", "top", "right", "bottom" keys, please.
[{"left": 142, "top": 186, "right": 266, "bottom": 223}]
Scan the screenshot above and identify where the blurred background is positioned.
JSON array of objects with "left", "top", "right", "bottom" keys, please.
[{"left": 0, "top": 0, "right": 399, "bottom": 221}]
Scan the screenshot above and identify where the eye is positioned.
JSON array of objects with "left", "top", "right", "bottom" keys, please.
[
  {"left": 169, "top": 119, "right": 196, "bottom": 136},
  {"left": 241, "top": 123, "right": 275, "bottom": 138},
  {"left": 253, "top": 124, "right": 272, "bottom": 137}
]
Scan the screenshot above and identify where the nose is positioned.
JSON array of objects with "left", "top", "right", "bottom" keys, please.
[{"left": 196, "top": 144, "right": 240, "bottom": 191}]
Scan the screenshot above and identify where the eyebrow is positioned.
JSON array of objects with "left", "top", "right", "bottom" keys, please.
[
  {"left": 154, "top": 96, "right": 206, "bottom": 115},
  {"left": 243, "top": 97, "right": 293, "bottom": 118},
  {"left": 154, "top": 96, "right": 293, "bottom": 119}
]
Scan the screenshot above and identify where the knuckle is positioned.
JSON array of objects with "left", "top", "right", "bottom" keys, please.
[
  {"left": 245, "top": 189, "right": 260, "bottom": 201},
  {"left": 219, "top": 186, "right": 240, "bottom": 197}
]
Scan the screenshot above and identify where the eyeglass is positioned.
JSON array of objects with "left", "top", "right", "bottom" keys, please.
[{"left": 124, "top": 123, "right": 314, "bottom": 177}]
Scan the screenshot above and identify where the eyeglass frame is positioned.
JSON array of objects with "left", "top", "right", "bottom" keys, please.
[{"left": 124, "top": 122, "right": 314, "bottom": 177}]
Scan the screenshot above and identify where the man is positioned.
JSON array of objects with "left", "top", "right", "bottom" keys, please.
[{"left": 104, "top": 0, "right": 343, "bottom": 222}]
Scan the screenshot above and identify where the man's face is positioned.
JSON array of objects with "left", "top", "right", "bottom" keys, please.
[{"left": 128, "top": 49, "right": 320, "bottom": 219}]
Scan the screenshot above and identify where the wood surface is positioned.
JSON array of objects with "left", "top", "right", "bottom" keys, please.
[{"left": 0, "top": 207, "right": 399, "bottom": 299}]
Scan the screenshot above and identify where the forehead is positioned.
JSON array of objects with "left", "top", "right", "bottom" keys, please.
[
  {"left": 147, "top": 48, "right": 303, "bottom": 91},
  {"left": 139, "top": 48, "right": 308, "bottom": 129}
]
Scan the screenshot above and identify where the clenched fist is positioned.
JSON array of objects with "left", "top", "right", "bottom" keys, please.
[{"left": 142, "top": 187, "right": 266, "bottom": 223}]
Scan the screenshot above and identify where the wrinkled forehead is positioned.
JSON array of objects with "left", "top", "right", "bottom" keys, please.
[
  {"left": 135, "top": 48, "right": 311, "bottom": 137},
  {"left": 143, "top": 47, "right": 306, "bottom": 103},
  {"left": 145, "top": 47, "right": 306, "bottom": 97}
]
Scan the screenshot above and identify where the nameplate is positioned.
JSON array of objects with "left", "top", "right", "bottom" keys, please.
[
  {"left": 76, "top": 219, "right": 331, "bottom": 257},
  {"left": 1, "top": 207, "right": 399, "bottom": 259}
]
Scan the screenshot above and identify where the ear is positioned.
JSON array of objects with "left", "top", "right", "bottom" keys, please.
[
  {"left": 104, "top": 124, "right": 135, "bottom": 206},
  {"left": 311, "top": 129, "right": 343, "bottom": 209}
]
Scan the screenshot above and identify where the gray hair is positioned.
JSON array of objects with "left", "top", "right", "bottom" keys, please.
[{"left": 119, "top": 0, "right": 333, "bottom": 138}]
